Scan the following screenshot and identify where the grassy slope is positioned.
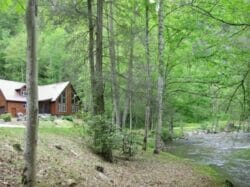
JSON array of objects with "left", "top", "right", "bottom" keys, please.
[{"left": 0, "top": 121, "right": 225, "bottom": 187}]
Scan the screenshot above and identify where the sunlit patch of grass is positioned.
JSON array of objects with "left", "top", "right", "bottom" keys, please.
[
  {"left": 39, "top": 122, "right": 87, "bottom": 138},
  {"left": 172, "top": 121, "right": 244, "bottom": 135},
  {"left": 192, "top": 163, "right": 226, "bottom": 186},
  {"left": 0, "top": 127, "right": 24, "bottom": 139},
  {"left": 0, "top": 120, "right": 87, "bottom": 140}
]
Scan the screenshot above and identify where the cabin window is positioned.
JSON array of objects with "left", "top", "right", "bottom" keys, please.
[
  {"left": 71, "top": 94, "right": 79, "bottom": 112},
  {"left": 60, "top": 91, "right": 66, "bottom": 103},
  {"left": 58, "top": 90, "right": 66, "bottom": 112},
  {"left": 22, "top": 91, "right": 27, "bottom": 96}
]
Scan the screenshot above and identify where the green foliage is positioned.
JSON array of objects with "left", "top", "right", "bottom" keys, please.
[
  {"left": 62, "top": 115, "right": 74, "bottom": 122},
  {"left": 76, "top": 111, "right": 92, "bottom": 121},
  {"left": 1, "top": 0, "right": 249, "bottom": 133},
  {"left": 4, "top": 32, "right": 26, "bottom": 81},
  {"left": 87, "top": 115, "right": 140, "bottom": 161},
  {"left": 87, "top": 116, "right": 117, "bottom": 162},
  {"left": 50, "top": 116, "right": 55, "bottom": 122},
  {"left": 161, "top": 129, "right": 173, "bottom": 144},
  {"left": 39, "top": 28, "right": 72, "bottom": 84},
  {"left": 0, "top": 0, "right": 26, "bottom": 14},
  {"left": 121, "top": 130, "right": 139, "bottom": 158},
  {"left": 0, "top": 113, "right": 12, "bottom": 122},
  {"left": 39, "top": 123, "right": 83, "bottom": 137},
  {"left": 200, "top": 123, "right": 209, "bottom": 131}
]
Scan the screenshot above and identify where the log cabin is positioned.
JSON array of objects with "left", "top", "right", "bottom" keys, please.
[{"left": 0, "top": 79, "right": 80, "bottom": 117}]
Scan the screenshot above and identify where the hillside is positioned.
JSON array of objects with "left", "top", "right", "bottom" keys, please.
[{"left": 0, "top": 123, "right": 224, "bottom": 187}]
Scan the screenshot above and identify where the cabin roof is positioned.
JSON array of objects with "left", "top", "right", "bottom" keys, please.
[
  {"left": 38, "top": 81, "right": 70, "bottom": 101},
  {"left": 0, "top": 79, "right": 70, "bottom": 102}
]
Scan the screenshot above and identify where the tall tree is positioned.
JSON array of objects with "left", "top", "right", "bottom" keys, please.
[
  {"left": 122, "top": 3, "right": 135, "bottom": 129},
  {"left": 143, "top": 0, "right": 151, "bottom": 150},
  {"left": 154, "top": 0, "right": 164, "bottom": 154},
  {"left": 22, "top": 0, "right": 39, "bottom": 186},
  {"left": 245, "top": 62, "right": 250, "bottom": 125},
  {"left": 108, "top": 0, "right": 121, "bottom": 127},
  {"left": 87, "top": 0, "right": 96, "bottom": 114},
  {"left": 94, "top": 0, "right": 105, "bottom": 115}
]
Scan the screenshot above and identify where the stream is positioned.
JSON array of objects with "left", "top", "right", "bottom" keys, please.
[{"left": 167, "top": 132, "right": 250, "bottom": 187}]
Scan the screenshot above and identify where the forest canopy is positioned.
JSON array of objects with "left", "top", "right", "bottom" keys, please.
[{"left": 0, "top": 0, "right": 249, "bottom": 125}]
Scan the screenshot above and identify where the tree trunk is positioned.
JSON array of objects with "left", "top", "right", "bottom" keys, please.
[
  {"left": 21, "top": 60, "right": 25, "bottom": 82},
  {"left": 108, "top": 0, "right": 121, "bottom": 127},
  {"left": 122, "top": 38, "right": 134, "bottom": 128},
  {"left": 169, "top": 111, "right": 174, "bottom": 136},
  {"left": 122, "top": 7, "right": 135, "bottom": 129},
  {"left": 246, "top": 62, "right": 250, "bottom": 118},
  {"left": 154, "top": 0, "right": 164, "bottom": 154},
  {"left": 245, "top": 62, "right": 250, "bottom": 131},
  {"left": 143, "top": 0, "right": 151, "bottom": 151},
  {"left": 87, "top": 0, "right": 96, "bottom": 114},
  {"left": 22, "top": 0, "right": 39, "bottom": 186},
  {"left": 129, "top": 96, "right": 132, "bottom": 130},
  {"left": 211, "top": 84, "right": 219, "bottom": 132},
  {"left": 94, "top": 0, "right": 105, "bottom": 115}
]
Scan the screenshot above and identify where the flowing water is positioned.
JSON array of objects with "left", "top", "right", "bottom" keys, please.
[{"left": 167, "top": 132, "right": 250, "bottom": 187}]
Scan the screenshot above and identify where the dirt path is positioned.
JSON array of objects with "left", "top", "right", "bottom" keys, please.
[
  {"left": 0, "top": 124, "right": 25, "bottom": 128},
  {"left": 0, "top": 118, "right": 25, "bottom": 128}
]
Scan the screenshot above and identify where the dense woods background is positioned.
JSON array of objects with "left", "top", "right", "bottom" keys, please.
[{"left": 1, "top": 0, "right": 249, "bottom": 128}]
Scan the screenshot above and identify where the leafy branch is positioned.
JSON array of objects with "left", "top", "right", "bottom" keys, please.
[
  {"left": 190, "top": 4, "right": 250, "bottom": 27},
  {"left": 225, "top": 70, "right": 249, "bottom": 112}
]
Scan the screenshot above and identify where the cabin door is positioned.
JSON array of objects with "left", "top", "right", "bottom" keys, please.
[
  {"left": 11, "top": 108, "right": 16, "bottom": 117},
  {"left": 39, "top": 102, "right": 50, "bottom": 114}
]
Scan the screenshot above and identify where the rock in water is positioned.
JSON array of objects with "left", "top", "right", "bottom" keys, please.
[
  {"left": 225, "top": 179, "right": 234, "bottom": 187},
  {"left": 225, "top": 123, "right": 235, "bottom": 132}
]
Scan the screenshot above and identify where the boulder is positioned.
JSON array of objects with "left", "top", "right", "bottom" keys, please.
[{"left": 225, "top": 123, "right": 235, "bottom": 132}]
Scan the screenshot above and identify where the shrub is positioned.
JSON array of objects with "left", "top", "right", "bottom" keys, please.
[
  {"left": 87, "top": 115, "right": 140, "bottom": 161},
  {"left": 88, "top": 116, "right": 118, "bottom": 162},
  {"left": 50, "top": 116, "right": 55, "bottom": 121},
  {"left": 0, "top": 113, "right": 12, "bottom": 122},
  {"left": 161, "top": 129, "right": 173, "bottom": 144},
  {"left": 121, "top": 131, "right": 139, "bottom": 158},
  {"left": 75, "top": 111, "right": 92, "bottom": 121},
  {"left": 200, "top": 123, "right": 208, "bottom": 131},
  {"left": 62, "top": 115, "right": 74, "bottom": 122}
]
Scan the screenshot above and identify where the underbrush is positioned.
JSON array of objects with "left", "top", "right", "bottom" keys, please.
[
  {"left": 86, "top": 116, "right": 140, "bottom": 162},
  {"left": 0, "top": 113, "right": 12, "bottom": 122}
]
